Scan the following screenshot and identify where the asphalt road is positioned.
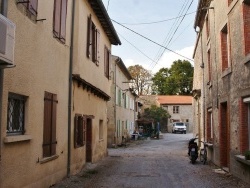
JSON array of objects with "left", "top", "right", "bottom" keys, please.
[{"left": 53, "top": 133, "right": 249, "bottom": 188}]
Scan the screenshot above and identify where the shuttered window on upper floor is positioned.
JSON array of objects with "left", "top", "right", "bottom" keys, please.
[
  {"left": 53, "top": 0, "right": 68, "bottom": 44},
  {"left": 104, "top": 46, "right": 111, "bottom": 79},
  {"left": 87, "top": 15, "right": 100, "bottom": 66},
  {"left": 17, "top": 0, "right": 38, "bottom": 16}
]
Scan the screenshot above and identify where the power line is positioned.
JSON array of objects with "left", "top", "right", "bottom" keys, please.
[
  {"left": 149, "top": 0, "right": 190, "bottom": 69},
  {"left": 111, "top": 19, "right": 194, "bottom": 62},
  {"left": 117, "top": 32, "right": 158, "bottom": 64},
  {"left": 150, "top": 0, "right": 194, "bottom": 70},
  {"left": 119, "top": 11, "right": 197, "bottom": 25}
]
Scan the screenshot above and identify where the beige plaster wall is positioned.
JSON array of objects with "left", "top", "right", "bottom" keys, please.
[{"left": 1, "top": 0, "right": 72, "bottom": 187}]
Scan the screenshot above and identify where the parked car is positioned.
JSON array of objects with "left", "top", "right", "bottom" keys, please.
[{"left": 172, "top": 122, "right": 186, "bottom": 134}]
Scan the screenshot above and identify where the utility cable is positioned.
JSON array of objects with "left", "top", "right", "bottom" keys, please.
[
  {"left": 150, "top": 0, "right": 194, "bottom": 70},
  {"left": 149, "top": 0, "right": 190, "bottom": 69},
  {"left": 117, "top": 32, "right": 158, "bottom": 64},
  {"left": 111, "top": 19, "right": 194, "bottom": 62},
  {"left": 119, "top": 11, "right": 197, "bottom": 25}
]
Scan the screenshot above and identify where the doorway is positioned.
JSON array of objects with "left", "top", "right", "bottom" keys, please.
[{"left": 220, "top": 102, "right": 230, "bottom": 167}]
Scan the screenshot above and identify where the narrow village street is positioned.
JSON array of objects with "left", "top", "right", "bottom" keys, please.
[{"left": 53, "top": 133, "right": 250, "bottom": 188}]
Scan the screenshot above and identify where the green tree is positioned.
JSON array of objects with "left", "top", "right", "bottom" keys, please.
[
  {"left": 152, "top": 60, "right": 193, "bottom": 95},
  {"left": 128, "top": 65, "right": 152, "bottom": 95},
  {"left": 142, "top": 105, "right": 170, "bottom": 124}
]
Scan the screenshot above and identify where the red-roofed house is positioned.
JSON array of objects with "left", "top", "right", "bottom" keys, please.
[{"left": 156, "top": 95, "right": 193, "bottom": 132}]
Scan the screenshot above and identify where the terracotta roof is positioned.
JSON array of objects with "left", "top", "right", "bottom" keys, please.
[{"left": 157, "top": 95, "right": 192, "bottom": 105}]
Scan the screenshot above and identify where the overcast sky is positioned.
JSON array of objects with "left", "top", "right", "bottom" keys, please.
[{"left": 102, "top": 0, "right": 199, "bottom": 73}]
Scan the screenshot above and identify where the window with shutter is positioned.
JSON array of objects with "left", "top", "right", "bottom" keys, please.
[
  {"left": 104, "top": 46, "right": 110, "bottom": 78},
  {"left": 74, "top": 114, "right": 86, "bottom": 148},
  {"left": 53, "top": 0, "right": 68, "bottom": 43},
  {"left": 87, "top": 15, "right": 101, "bottom": 65},
  {"left": 43, "top": 92, "right": 57, "bottom": 158},
  {"left": 17, "top": 0, "right": 38, "bottom": 16}
]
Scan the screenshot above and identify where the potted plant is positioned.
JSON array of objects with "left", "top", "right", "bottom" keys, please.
[{"left": 244, "top": 150, "right": 250, "bottom": 160}]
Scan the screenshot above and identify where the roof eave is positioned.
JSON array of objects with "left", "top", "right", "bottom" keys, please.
[{"left": 88, "top": 0, "right": 121, "bottom": 45}]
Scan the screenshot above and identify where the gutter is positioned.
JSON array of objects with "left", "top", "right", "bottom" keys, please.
[
  {"left": 67, "top": 0, "right": 75, "bottom": 177},
  {"left": 0, "top": 0, "right": 8, "bottom": 162}
]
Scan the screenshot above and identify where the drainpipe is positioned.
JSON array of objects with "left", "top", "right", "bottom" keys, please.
[
  {"left": 67, "top": 0, "right": 75, "bottom": 177},
  {"left": 114, "top": 59, "right": 117, "bottom": 146},
  {"left": 200, "top": 30, "right": 206, "bottom": 143},
  {"left": 0, "top": 0, "right": 8, "bottom": 162}
]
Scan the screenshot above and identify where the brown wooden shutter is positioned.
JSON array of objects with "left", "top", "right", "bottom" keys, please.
[
  {"left": 51, "top": 94, "right": 57, "bottom": 155},
  {"left": 43, "top": 92, "right": 57, "bottom": 157},
  {"left": 43, "top": 92, "right": 53, "bottom": 157},
  {"left": 108, "top": 49, "right": 111, "bottom": 78},
  {"left": 79, "top": 116, "right": 84, "bottom": 145},
  {"left": 95, "top": 29, "right": 100, "bottom": 65},
  {"left": 74, "top": 115, "right": 79, "bottom": 148},
  {"left": 91, "top": 24, "right": 96, "bottom": 62},
  {"left": 29, "top": 0, "right": 38, "bottom": 15},
  {"left": 83, "top": 117, "right": 86, "bottom": 145},
  {"left": 53, "top": 0, "right": 61, "bottom": 38},
  {"left": 60, "top": 0, "right": 68, "bottom": 43},
  {"left": 87, "top": 15, "right": 92, "bottom": 58}
]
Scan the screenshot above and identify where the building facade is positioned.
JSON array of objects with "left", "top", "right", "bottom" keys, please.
[
  {"left": 0, "top": 0, "right": 120, "bottom": 187},
  {"left": 107, "top": 56, "right": 137, "bottom": 147},
  {"left": 157, "top": 95, "right": 193, "bottom": 132},
  {"left": 193, "top": 0, "right": 250, "bottom": 184}
]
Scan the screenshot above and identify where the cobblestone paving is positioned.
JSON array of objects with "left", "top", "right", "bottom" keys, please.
[{"left": 53, "top": 133, "right": 250, "bottom": 188}]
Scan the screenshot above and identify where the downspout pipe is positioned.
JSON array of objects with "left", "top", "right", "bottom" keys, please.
[
  {"left": 0, "top": 0, "right": 8, "bottom": 162},
  {"left": 67, "top": 0, "right": 75, "bottom": 177}
]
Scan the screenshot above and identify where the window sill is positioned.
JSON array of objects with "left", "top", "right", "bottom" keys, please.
[
  {"left": 40, "top": 154, "right": 59, "bottom": 164},
  {"left": 235, "top": 155, "right": 250, "bottom": 166},
  {"left": 4, "top": 135, "right": 32, "bottom": 143},
  {"left": 221, "top": 67, "right": 232, "bottom": 78}
]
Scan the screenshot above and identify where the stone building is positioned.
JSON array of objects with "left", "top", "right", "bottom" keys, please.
[
  {"left": 107, "top": 56, "right": 138, "bottom": 147},
  {"left": 157, "top": 95, "right": 193, "bottom": 132},
  {"left": 193, "top": 0, "right": 250, "bottom": 184},
  {"left": 0, "top": 0, "right": 120, "bottom": 187},
  {"left": 139, "top": 95, "right": 193, "bottom": 133}
]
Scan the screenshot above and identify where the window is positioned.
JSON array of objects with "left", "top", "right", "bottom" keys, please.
[
  {"left": 206, "top": 15, "right": 210, "bottom": 39},
  {"left": 99, "top": 120, "right": 103, "bottom": 140},
  {"left": 43, "top": 92, "right": 57, "bottom": 158},
  {"left": 7, "top": 93, "right": 27, "bottom": 135},
  {"left": 104, "top": 46, "right": 111, "bottom": 78},
  {"left": 17, "top": 0, "right": 38, "bottom": 16},
  {"left": 173, "top": 106, "right": 179, "bottom": 114},
  {"left": 74, "top": 114, "right": 86, "bottom": 148},
  {"left": 240, "top": 97, "right": 250, "bottom": 153},
  {"left": 207, "top": 50, "right": 211, "bottom": 81},
  {"left": 53, "top": 0, "right": 68, "bottom": 43},
  {"left": 220, "top": 24, "right": 230, "bottom": 71},
  {"left": 207, "top": 108, "right": 213, "bottom": 142},
  {"left": 243, "top": 2, "right": 250, "bottom": 55},
  {"left": 87, "top": 15, "right": 100, "bottom": 65}
]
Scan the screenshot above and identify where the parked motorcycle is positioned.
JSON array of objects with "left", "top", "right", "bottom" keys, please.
[{"left": 188, "top": 137, "right": 198, "bottom": 164}]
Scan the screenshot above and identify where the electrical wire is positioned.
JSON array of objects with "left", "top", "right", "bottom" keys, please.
[
  {"left": 148, "top": 0, "right": 190, "bottom": 69},
  {"left": 150, "top": 0, "right": 194, "bottom": 71},
  {"left": 111, "top": 19, "right": 194, "bottom": 62},
  {"left": 117, "top": 32, "right": 158, "bottom": 64},
  {"left": 119, "top": 11, "right": 197, "bottom": 25}
]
